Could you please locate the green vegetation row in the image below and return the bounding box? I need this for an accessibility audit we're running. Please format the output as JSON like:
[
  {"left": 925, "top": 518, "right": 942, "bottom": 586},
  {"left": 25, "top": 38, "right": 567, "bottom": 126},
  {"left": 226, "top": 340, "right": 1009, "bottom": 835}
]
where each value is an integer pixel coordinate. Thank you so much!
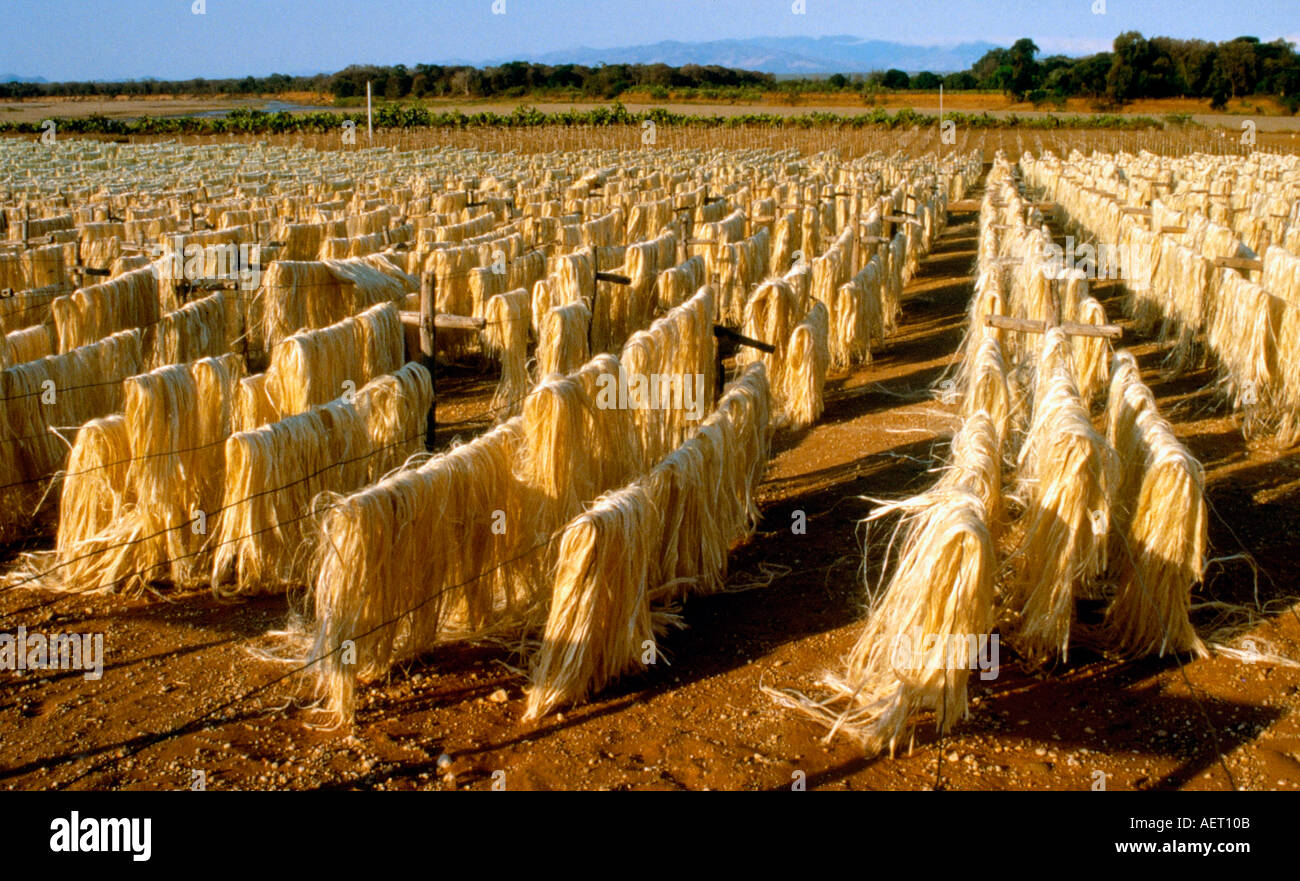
[
  {"left": 4, "top": 32, "right": 1298, "bottom": 113},
  {"left": 0, "top": 104, "right": 1176, "bottom": 136}
]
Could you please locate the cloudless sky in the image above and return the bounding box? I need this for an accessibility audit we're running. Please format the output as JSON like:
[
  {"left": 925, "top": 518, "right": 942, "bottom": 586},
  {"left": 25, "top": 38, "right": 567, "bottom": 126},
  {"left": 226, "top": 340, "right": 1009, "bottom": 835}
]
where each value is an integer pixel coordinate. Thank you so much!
[{"left": 2, "top": 0, "right": 1297, "bottom": 81}]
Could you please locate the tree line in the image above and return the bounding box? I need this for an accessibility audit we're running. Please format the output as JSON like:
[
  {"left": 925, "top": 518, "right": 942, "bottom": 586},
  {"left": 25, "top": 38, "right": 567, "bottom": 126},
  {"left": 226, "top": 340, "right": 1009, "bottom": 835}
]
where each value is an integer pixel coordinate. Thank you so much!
[{"left": 3, "top": 32, "right": 1296, "bottom": 111}]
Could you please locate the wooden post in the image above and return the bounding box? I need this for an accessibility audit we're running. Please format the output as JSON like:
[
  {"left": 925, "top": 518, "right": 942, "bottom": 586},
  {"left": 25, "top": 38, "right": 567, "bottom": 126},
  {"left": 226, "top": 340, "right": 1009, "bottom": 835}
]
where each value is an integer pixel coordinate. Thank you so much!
[
  {"left": 711, "top": 339, "right": 723, "bottom": 402},
  {"left": 419, "top": 269, "right": 437, "bottom": 447},
  {"left": 588, "top": 249, "right": 599, "bottom": 355},
  {"left": 174, "top": 233, "right": 188, "bottom": 303},
  {"left": 1213, "top": 256, "right": 1263, "bottom": 272},
  {"left": 21, "top": 203, "right": 29, "bottom": 250},
  {"left": 984, "top": 314, "right": 1122, "bottom": 339}
]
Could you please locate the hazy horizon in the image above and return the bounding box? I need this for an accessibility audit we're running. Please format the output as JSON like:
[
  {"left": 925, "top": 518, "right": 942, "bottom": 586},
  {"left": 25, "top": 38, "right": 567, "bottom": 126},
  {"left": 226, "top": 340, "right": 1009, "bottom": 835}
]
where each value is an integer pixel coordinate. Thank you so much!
[{"left": 1, "top": 0, "right": 1296, "bottom": 82}]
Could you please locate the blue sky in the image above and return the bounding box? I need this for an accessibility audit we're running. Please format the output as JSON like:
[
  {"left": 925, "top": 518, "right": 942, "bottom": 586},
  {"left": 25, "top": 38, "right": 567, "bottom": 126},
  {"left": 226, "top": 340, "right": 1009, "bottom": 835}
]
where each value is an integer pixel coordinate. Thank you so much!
[{"left": 2, "top": 0, "right": 1297, "bottom": 81}]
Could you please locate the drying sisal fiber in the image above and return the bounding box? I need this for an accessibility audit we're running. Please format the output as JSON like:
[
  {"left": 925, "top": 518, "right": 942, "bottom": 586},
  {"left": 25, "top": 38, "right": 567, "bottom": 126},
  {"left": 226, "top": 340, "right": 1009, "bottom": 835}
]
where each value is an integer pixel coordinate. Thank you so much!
[
  {"left": 232, "top": 372, "right": 279, "bottom": 433},
  {"left": 530, "top": 277, "right": 560, "bottom": 339},
  {"left": 78, "top": 221, "right": 125, "bottom": 271},
  {"left": 264, "top": 301, "right": 403, "bottom": 418},
  {"left": 48, "top": 353, "right": 245, "bottom": 592},
  {"left": 617, "top": 286, "right": 716, "bottom": 462},
  {"left": 768, "top": 399, "right": 1001, "bottom": 752},
  {"left": 1, "top": 328, "right": 143, "bottom": 501},
  {"left": 117, "top": 364, "right": 215, "bottom": 587},
  {"left": 656, "top": 255, "right": 706, "bottom": 311},
  {"left": 961, "top": 335, "right": 1011, "bottom": 453},
  {"left": 190, "top": 354, "right": 247, "bottom": 505},
  {"left": 1071, "top": 297, "right": 1112, "bottom": 408},
  {"left": 933, "top": 410, "right": 1005, "bottom": 535},
  {"left": 1102, "top": 351, "right": 1208, "bottom": 658},
  {"left": 554, "top": 251, "right": 595, "bottom": 305},
  {"left": 258, "top": 256, "right": 411, "bottom": 355},
  {"left": 53, "top": 414, "right": 131, "bottom": 573},
  {"left": 2, "top": 324, "right": 56, "bottom": 367},
  {"left": 149, "top": 290, "right": 229, "bottom": 369},
  {"left": 523, "top": 481, "right": 660, "bottom": 718},
  {"left": 51, "top": 265, "right": 160, "bottom": 353},
  {"left": 518, "top": 355, "right": 644, "bottom": 531},
  {"left": 782, "top": 301, "right": 829, "bottom": 430},
  {"left": 535, "top": 301, "right": 591, "bottom": 378},
  {"left": 525, "top": 362, "right": 771, "bottom": 717},
  {"left": 777, "top": 484, "right": 995, "bottom": 754},
  {"left": 23, "top": 244, "right": 71, "bottom": 290},
  {"left": 310, "top": 417, "right": 538, "bottom": 720},
  {"left": 622, "top": 231, "right": 677, "bottom": 337},
  {"left": 1008, "top": 354, "right": 1118, "bottom": 663},
  {"left": 481, "top": 289, "right": 531, "bottom": 417},
  {"left": 212, "top": 398, "right": 370, "bottom": 594},
  {"left": 0, "top": 285, "right": 61, "bottom": 335},
  {"left": 737, "top": 278, "right": 799, "bottom": 396},
  {"left": 352, "top": 361, "right": 433, "bottom": 481},
  {"left": 214, "top": 360, "right": 430, "bottom": 595},
  {"left": 1207, "top": 267, "right": 1280, "bottom": 430}
]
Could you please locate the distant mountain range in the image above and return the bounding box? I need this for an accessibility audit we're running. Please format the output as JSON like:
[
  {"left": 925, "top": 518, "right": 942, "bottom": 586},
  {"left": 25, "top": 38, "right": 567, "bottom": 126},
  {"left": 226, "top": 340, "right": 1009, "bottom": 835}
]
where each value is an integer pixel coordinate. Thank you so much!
[
  {"left": 0, "top": 74, "right": 47, "bottom": 83},
  {"left": 478, "top": 36, "right": 1002, "bottom": 74}
]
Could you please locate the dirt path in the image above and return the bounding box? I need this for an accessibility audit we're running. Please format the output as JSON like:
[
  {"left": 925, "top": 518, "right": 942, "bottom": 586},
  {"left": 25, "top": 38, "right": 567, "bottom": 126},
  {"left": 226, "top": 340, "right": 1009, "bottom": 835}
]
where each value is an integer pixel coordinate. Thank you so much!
[{"left": 2, "top": 175, "right": 1298, "bottom": 790}]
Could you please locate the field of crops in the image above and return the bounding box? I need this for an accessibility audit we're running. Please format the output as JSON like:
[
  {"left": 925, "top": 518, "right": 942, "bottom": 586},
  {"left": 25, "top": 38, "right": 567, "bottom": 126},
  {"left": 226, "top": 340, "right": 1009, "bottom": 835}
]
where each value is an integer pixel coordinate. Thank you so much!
[{"left": 1, "top": 129, "right": 1298, "bottom": 790}]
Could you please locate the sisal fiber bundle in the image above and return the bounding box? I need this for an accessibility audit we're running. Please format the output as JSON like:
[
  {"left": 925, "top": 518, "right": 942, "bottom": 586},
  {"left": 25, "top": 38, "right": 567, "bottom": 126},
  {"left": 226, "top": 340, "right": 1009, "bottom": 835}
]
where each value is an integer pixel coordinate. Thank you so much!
[
  {"left": 1071, "top": 297, "right": 1112, "bottom": 408},
  {"left": 535, "top": 301, "right": 591, "bottom": 378},
  {"left": 554, "top": 251, "right": 595, "bottom": 305},
  {"left": 2, "top": 324, "right": 55, "bottom": 367},
  {"left": 149, "top": 290, "right": 229, "bottom": 368},
  {"left": 519, "top": 355, "right": 643, "bottom": 530},
  {"left": 1, "top": 328, "right": 143, "bottom": 494},
  {"left": 232, "top": 372, "right": 279, "bottom": 433},
  {"left": 961, "top": 335, "right": 1011, "bottom": 452},
  {"left": 264, "top": 301, "right": 402, "bottom": 417},
  {"left": 0, "top": 285, "right": 60, "bottom": 335},
  {"left": 352, "top": 361, "right": 433, "bottom": 481},
  {"left": 51, "top": 265, "right": 160, "bottom": 353},
  {"left": 782, "top": 301, "right": 830, "bottom": 430},
  {"left": 50, "top": 353, "right": 245, "bottom": 592},
  {"left": 781, "top": 486, "right": 995, "bottom": 755},
  {"left": 656, "top": 255, "right": 706, "bottom": 311},
  {"left": 53, "top": 414, "right": 131, "bottom": 575},
  {"left": 525, "top": 362, "right": 771, "bottom": 717},
  {"left": 616, "top": 286, "right": 716, "bottom": 461},
  {"left": 24, "top": 243, "right": 72, "bottom": 290},
  {"left": 1102, "top": 351, "right": 1208, "bottom": 658},
  {"left": 278, "top": 220, "right": 330, "bottom": 262},
  {"left": 481, "top": 289, "right": 531, "bottom": 416},
  {"left": 310, "top": 417, "right": 538, "bottom": 720},
  {"left": 1009, "top": 359, "right": 1118, "bottom": 662},
  {"left": 212, "top": 398, "right": 370, "bottom": 594},
  {"left": 259, "top": 256, "right": 410, "bottom": 355},
  {"left": 523, "top": 481, "right": 659, "bottom": 717},
  {"left": 1207, "top": 268, "right": 1279, "bottom": 426},
  {"left": 78, "top": 221, "right": 125, "bottom": 271},
  {"left": 118, "top": 364, "right": 211, "bottom": 587},
  {"left": 737, "top": 278, "right": 799, "bottom": 394},
  {"left": 1261, "top": 247, "right": 1300, "bottom": 445}
]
